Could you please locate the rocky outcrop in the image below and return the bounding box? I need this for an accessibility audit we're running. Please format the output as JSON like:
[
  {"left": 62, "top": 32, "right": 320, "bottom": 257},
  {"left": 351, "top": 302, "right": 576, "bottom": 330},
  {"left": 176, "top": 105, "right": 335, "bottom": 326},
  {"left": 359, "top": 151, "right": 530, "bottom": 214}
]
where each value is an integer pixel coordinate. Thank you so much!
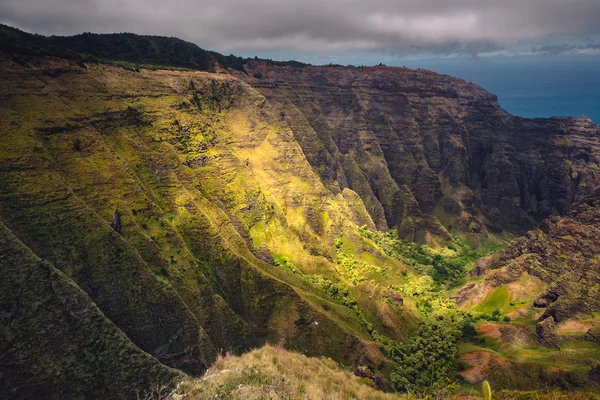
[
  {"left": 536, "top": 317, "right": 560, "bottom": 349},
  {"left": 533, "top": 291, "right": 559, "bottom": 308},
  {"left": 110, "top": 208, "right": 122, "bottom": 234},
  {"left": 590, "top": 363, "right": 600, "bottom": 385},
  {"left": 242, "top": 62, "right": 600, "bottom": 239},
  {"left": 585, "top": 325, "right": 600, "bottom": 345}
]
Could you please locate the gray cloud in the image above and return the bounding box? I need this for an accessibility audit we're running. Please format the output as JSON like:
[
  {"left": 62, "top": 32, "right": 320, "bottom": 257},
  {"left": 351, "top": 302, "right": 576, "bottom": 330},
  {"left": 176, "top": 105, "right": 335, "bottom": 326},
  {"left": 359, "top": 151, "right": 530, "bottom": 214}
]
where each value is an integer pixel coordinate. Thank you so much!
[
  {"left": 527, "top": 41, "right": 600, "bottom": 56},
  {"left": 532, "top": 43, "right": 578, "bottom": 56},
  {"left": 1, "top": 0, "right": 600, "bottom": 56}
]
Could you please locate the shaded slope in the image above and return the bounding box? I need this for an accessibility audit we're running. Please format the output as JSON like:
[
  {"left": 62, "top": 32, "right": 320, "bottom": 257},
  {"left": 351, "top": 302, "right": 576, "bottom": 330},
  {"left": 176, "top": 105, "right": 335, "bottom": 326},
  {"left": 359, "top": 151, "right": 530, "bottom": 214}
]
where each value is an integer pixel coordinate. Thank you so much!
[{"left": 0, "top": 221, "right": 183, "bottom": 399}]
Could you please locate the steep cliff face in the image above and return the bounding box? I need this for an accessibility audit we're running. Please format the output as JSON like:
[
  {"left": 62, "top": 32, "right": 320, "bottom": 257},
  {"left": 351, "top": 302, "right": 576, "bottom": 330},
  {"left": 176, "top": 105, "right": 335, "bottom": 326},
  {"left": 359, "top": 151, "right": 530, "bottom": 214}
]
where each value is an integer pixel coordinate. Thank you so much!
[{"left": 242, "top": 62, "right": 600, "bottom": 240}]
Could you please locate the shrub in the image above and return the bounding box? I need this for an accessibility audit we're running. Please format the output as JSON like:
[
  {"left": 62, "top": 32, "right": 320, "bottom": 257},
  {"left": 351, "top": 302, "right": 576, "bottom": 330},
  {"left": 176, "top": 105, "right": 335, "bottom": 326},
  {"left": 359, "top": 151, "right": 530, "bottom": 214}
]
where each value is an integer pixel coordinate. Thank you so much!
[{"left": 390, "top": 310, "right": 463, "bottom": 394}]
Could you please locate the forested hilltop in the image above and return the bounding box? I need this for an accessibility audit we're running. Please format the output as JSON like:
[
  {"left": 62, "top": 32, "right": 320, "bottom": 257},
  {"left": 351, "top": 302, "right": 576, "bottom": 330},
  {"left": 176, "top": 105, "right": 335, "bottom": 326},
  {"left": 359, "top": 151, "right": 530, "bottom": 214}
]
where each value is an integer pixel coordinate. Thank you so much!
[{"left": 0, "top": 24, "right": 308, "bottom": 72}]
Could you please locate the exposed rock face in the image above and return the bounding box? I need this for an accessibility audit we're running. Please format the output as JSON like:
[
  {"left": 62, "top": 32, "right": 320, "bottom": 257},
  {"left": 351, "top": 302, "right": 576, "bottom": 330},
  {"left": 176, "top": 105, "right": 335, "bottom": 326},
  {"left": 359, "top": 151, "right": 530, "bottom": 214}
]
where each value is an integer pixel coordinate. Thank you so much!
[
  {"left": 533, "top": 291, "right": 559, "bottom": 308},
  {"left": 585, "top": 325, "right": 600, "bottom": 345},
  {"left": 110, "top": 208, "right": 122, "bottom": 234},
  {"left": 472, "top": 189, "right": 600, "bottom": 322},
  {"left": 242, "top": 62, "right": 600, "bottom": 238},
  {"left": 590, "top": 363, "right": 600, "bottom": 384},
  {"left": 536, "top": 317, "right": 560, "bottom": 348}
]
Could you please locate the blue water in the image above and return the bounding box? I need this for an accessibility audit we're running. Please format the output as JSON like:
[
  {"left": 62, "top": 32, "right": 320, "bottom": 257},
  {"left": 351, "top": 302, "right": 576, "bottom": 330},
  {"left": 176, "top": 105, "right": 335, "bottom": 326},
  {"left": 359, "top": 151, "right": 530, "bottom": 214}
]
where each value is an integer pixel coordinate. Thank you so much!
[{"left": 398, "top": 57, "right": 600, "bottom": 125}]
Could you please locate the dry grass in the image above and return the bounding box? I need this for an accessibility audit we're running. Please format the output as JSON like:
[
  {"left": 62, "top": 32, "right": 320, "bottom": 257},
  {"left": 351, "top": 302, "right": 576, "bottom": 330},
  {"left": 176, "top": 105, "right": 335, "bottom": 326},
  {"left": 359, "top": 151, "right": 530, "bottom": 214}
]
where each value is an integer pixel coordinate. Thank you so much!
[{"left": 171, "top": 344, "right": 404, "bottom": 400}]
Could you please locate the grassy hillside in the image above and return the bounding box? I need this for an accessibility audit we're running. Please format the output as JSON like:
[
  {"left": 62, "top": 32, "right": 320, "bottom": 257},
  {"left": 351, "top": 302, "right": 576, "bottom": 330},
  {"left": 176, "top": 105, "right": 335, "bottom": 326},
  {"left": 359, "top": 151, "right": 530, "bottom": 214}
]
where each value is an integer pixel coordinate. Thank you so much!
[
  {"left": 0, "top": 54, "right": 504, "bottom": 397},
  {"left": 173, "top": 345, "right": 404, "bottom": 400},
  {"left": 0, "top": 55, "right": 414, "bottom": 395}
]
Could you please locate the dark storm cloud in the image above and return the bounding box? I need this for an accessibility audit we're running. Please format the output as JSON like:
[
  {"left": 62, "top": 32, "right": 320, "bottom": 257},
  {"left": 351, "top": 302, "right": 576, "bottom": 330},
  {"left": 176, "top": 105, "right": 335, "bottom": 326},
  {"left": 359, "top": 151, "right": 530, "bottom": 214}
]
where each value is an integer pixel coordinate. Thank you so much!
[{"left": 1, "top": 0, "right": 600, "bottom": 55}]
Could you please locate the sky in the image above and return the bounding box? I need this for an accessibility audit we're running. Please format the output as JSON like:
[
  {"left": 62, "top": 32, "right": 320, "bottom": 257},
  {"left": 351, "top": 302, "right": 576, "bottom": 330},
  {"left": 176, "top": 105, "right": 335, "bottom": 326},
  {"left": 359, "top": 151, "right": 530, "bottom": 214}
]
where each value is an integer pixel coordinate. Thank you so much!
[
  {"left": 1, "top": 0, "right": 599, "bottom": 121},
  {"left": 2, "top": 0, "right": 600, "bottom": 58}
]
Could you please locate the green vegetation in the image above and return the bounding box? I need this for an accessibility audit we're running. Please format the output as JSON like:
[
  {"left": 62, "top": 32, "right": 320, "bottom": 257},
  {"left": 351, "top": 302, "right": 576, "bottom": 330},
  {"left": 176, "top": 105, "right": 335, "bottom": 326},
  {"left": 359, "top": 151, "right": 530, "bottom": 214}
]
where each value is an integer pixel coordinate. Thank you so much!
[
  {"left": 389, "top": 310, "right": 463, "bottom": 394},
  {"left": 330, "top": 232, "right": 468, "bottom": 394},
  {"left": 383, "top": 275, "right": 468, "bottom": 395},
  {"left": 334, "top": 238, "right": 383, "bottom": 284},
  {"left": 476, "top": 287, "right": 511, "bottom": 314},
  {"left": 266, "top": 58, "right": 309, "bottom": 68},
  {"left": 359, "top": 226, "right": 499, "bottom": 286},
  {"left": 0, "top": 223, "right": 183, "bottom": 399},
  {"left": 273, "top": 255, "right": 301, "bottom": 275},
  {"left": 304, "top": 274, "right": 358, "bottom": 308},
  {"left": 271, "top": 255, "right": 357, "bottom": 308},
  {"left": 256, "top": 227, "right": 472, "bottom": 396},
  {"left": 0, "top": 24, "right": 214, "bottom": 70},
  {"left": 483, "top": 380, "right": 492, "bottom": 400},
  {"left": 304, "top": 228, "right": 511, "bottom": 395},
  {"left": 188, "top": 79, "right": 233, "bottom": 112}
]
